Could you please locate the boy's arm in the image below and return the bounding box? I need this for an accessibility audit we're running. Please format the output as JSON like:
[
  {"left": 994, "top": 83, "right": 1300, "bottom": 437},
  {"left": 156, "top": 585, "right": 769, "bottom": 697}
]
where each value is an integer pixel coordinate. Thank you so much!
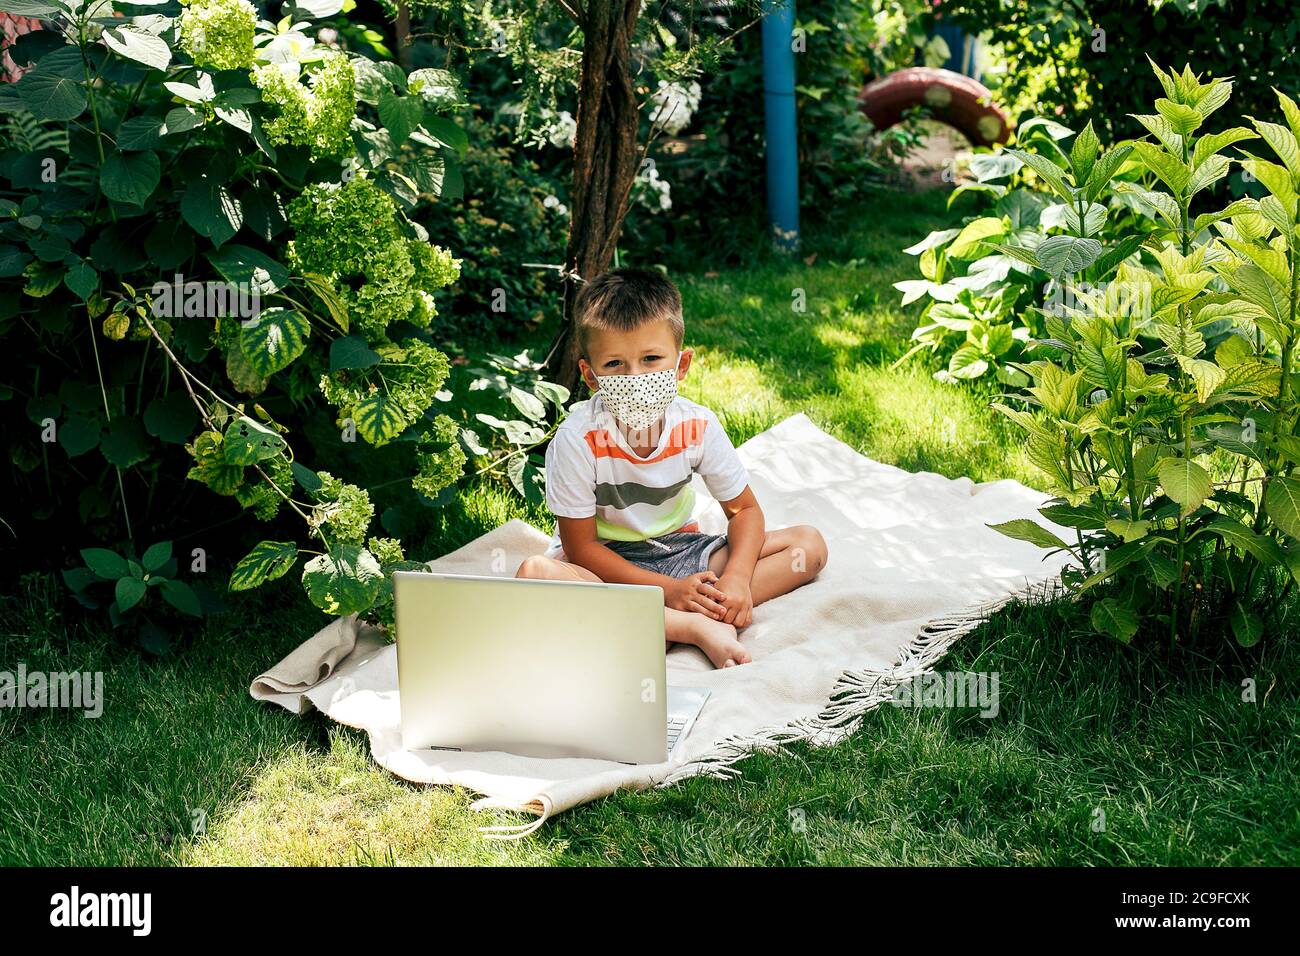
[
  {"left": 718, "top": 486, "right": 764, "bottom": 579},
  {"left": 714, "top": 486, "right": 765, "bottom": 626},
  {"left": 558, "top": 516, "right": 727, "bottom": 618}
]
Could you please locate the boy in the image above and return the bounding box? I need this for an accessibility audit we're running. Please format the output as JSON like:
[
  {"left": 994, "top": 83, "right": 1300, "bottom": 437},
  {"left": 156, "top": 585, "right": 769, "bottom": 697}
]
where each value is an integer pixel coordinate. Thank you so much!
[{"left": 516, "top": 267, "right": 828, "bottom": 668}]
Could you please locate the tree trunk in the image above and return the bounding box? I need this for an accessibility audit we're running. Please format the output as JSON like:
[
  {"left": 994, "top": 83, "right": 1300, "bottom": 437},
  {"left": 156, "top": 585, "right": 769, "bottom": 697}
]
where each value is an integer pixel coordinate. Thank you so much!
[
  {"left": 543, "top": 0, "right": 644, "bottom": 398},
  {"left": 396, "top": 2, "right": 412, "bottom": 70}
]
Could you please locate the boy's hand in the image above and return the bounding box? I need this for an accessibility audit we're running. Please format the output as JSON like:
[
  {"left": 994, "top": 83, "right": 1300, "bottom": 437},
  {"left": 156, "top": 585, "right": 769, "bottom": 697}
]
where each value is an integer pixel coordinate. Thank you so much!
[
  {"left": 664, "top": 571, "right": 727, "bottom": 619},
  {"left": 714, "top": 572, "right": 754, "bottom": 628}
]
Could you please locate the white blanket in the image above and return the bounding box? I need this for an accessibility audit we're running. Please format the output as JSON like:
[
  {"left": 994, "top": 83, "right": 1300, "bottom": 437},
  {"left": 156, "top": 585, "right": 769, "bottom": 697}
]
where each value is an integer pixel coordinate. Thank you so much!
[{"left": 251, "top": 414, "right": 1066, "bottom": 836}]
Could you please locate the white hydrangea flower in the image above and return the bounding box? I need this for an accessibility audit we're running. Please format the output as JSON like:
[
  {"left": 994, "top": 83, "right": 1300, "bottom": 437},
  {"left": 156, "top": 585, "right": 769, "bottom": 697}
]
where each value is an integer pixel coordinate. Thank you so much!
[
  {"left": 650, "top": 80, "right": 701, "bottom": 136},
  {"left": 537, "top": 108, "right": 577, "bottom": 148},
  {"left": 635, "top": 163, "right": 672, "bottom": 211}
]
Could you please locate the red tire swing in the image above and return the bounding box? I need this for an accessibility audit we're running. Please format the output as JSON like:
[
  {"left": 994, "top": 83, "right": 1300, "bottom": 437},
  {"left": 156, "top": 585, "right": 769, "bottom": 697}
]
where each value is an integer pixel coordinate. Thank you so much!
[{"left": 857, "top": 66, "right": 1012, "bottom": 147}]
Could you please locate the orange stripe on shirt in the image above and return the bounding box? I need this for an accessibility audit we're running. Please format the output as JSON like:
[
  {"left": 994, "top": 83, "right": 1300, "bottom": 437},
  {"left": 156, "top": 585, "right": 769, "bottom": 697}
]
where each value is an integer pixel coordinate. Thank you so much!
[{"left": 584, "top": 418, "right": 708, "bottom": 463}]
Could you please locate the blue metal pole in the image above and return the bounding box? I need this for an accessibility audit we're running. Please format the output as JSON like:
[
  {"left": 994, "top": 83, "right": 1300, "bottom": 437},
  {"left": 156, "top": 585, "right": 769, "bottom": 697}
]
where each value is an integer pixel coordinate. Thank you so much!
[{"left": 761, "top": 0, "right": 799, "bottom": 251}]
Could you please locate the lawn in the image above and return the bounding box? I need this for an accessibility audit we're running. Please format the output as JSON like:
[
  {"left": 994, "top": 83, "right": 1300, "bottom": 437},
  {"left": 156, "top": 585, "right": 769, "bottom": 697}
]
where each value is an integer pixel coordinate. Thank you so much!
[{"left": 2, "top": 188, "right": 1295, "bottom": 866}]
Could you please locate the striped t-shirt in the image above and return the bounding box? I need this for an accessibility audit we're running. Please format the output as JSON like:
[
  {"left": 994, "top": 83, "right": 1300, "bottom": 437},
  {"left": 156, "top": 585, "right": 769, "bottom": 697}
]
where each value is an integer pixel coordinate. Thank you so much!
[{"left": 543, "top": 394, "right": 750, "bottom": 558}]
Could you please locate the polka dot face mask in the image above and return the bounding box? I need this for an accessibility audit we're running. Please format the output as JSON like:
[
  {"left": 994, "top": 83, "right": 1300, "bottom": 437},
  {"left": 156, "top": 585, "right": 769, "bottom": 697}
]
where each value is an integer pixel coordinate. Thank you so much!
[{"left": 593, "top": 352, "right": 682, "bottom": 429}]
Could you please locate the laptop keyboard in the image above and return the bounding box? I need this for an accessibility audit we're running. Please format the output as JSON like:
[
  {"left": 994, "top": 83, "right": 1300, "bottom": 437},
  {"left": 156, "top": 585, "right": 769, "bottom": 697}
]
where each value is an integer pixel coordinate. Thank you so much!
[{"left": 666, "top": 716, "right": 689, "bottom": 753}]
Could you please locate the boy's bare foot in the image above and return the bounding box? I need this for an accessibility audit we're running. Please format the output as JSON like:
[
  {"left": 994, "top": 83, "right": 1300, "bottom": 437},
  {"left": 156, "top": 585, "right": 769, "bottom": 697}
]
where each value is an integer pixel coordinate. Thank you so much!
[{"left": 682, "top": 614, "right": 751, "bottom": 669}]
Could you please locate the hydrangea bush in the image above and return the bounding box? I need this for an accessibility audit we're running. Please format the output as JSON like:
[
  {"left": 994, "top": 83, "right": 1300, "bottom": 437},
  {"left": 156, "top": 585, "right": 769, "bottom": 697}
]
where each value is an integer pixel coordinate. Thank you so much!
[{"left": 0, "top": 0, "right": 536, "bottom": 640}]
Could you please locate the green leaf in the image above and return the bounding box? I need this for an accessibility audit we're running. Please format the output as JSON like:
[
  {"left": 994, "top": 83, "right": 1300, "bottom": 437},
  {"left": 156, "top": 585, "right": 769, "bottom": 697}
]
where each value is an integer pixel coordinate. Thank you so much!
[
  {"left": 143, "top": 393, "right": 199, "bottom": 444},
  {"left": 1192, "top": 127, "right": 1257, "bottom": 169},
  {"left": 1090, "top": 597, "right": 1138, "bottom": 643},
  {"left": 1091, "top": 234, "right": 1146, "bottom": 279},
  {"left": 1240, "top": 157, "right": 1297, "bottom": 212},
  {"left": 351, "top": 394, "right": 408, "bottom": 446},
  {"left": 226, "top": 347, "right": 267, "bottom": 396},
  {"left": 1200, "top": 516, "right": 1286, "bottom": 564},
  {"left": 141, "top": 541, "right": 172, "bottom": 573},
  {"left": 1188, "top": 154, "right": 1230, "bottom": 196},
  {"left": 230, "top": 540, "right": 299, "bottom": 591},
  {"left": 1232, "top": 262, "right": 1290, "bottom": 323},
  {"left": 1083, "top": 143, "right": 1134, "bottom": 202},
  {"left": 991, "top": 242, "right": 1041, "bottom": 270},
  {"left": 163, "top": 105, "right": 204, "bottom": 135},
  {"left": 116, "top": 115, "right": 165, "bottom": 151},
  {"left": 406, "top": 68, "right": 463, "bottom": 109},
  {"left": 223, "top": 416, "right": 287, "bottom": 465},
  {"left": 102, "top": 27, "right": 171, "bottom": 72},
  {"left": 1229, "top": 603, "right": 1264, "bottom": 648},
  {"left": 903, "top": 229, "right": 960, "bottom": 255},
  {"left": 1104, "top": 519, "right": 1151, "bottom": 543},
  {"left": 378, "top": 91, "right": 424, "bottom": 144},
  {"left": 0, "top": 245, "right": 32, "bottom": 278},
  {"left": 1155, "top": 98, "right": 1203, "bottom": 137},
  {"left": 506, "top": 454, "right": 545, "bottom": 505},
  {"left": 64, "top": 259, "right": 98, "bottom": 300},
  {"left": 533, "top": 380, "right": 570, "bottom": 407},
  {"left": 1264, "top": 476, "right": 1300, "bottom": 541},
  {"left": 986, "top": 519, "right": 1069, "bottom": 550},
  {"left": 18, "top": 71, "right": 87, "bottom": 121},
  {"left": 81, "top": 547, "right": 129, "bottom": 579},
  {"left": 302, "top": 545, "right": 383, "bottom": 615},
  {"left": 1175, "top": 356, "right": 1227, "bottom": 404},
  {"left": 100, "top": 418, "right": 150, "bottom": 468},
  {"left": 1069, "top": 120, "right": 1100, "bottom": 181},
  {"left": 402, "top": 151, "right": 447, "bottom": 197},
  {"left": 302, "top": 272, "right": 349, "bottom": 332},
  {"left": 329, "top": 334, "right": 381, "bottom": 372},
  {"left": 59, "top": 415, "right": 102, "bottom": 458},
  {"left": 1191, "top": 197, "right": 1257, "bottom": 233},
  {"left": 509, "top": 385, "right": 547, "bottom": 421},
  {"left": 1121, "top": 185, "right": 1181, "bottom": 228},
  {"left": 187, "top": 431, "right": 245, "bottom": 494},
  {"left": 115, "top": 576, "right": 147, "bottom": 612},
  {"left": 1036, "top": 235, "right": 1102, "bottom": 279},
  {"left": 351, "top": 57, "right": 392, "bottom": 105},
  {"left": 1132, "top": 141, "right": 1190, "bottom": 195},
  {"left": 1004, "top": 147, "right": 1073, "bottom": 202},
  {"left": 1156, "top": 457, "right": 1212, "bottom": 515},
  {"left": 99, "top": 151, "right": 160, "bottom": 207},
  {"left": 292, "top": 462, "right": 324, "bottom": 495},
  {"left": 1251, "top": 119, "right": 1300, "bottom": 183},
  {"left": 947, "top": 217, "right": 1006, "bottom": 260},
  {"left": 160, "top": 579, "right": 203, "bottom": 617},
  {"left": 182, "top": 176, "right": 243, "bottom": 248},
  {"left": 239, "top": 307, "right": 309, "bottom": 377},
  {"left": 205, "top": 244, "right": 289, "bottom": 296},
  {"left": 0, "top": 1, "right": 60, "bottom": 14},
  {"left": 421, "top": 115, "right": 468, "bottom": 155}
]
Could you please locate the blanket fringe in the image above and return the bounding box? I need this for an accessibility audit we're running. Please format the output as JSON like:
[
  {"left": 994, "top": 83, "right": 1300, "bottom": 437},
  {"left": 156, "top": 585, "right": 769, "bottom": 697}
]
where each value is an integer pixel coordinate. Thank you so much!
[
  {"left": 470, "top": 795, "right": 552, "bottom": 840},
  {"left": 660, "top": 576, "right": 1064, "bottom": 787}
]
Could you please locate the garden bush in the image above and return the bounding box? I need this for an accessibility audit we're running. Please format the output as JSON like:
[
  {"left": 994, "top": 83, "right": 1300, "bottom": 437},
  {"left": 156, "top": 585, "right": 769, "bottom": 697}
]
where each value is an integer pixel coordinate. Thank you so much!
[
  {"left": 905, "top": 62, "right": 1300, "bottom": 646},
  {"left": 0, "top": 0, "right": 562, "bottom": 645},
  {"left": 892, "top": 114, "right": 1158, "bottom": 386}
]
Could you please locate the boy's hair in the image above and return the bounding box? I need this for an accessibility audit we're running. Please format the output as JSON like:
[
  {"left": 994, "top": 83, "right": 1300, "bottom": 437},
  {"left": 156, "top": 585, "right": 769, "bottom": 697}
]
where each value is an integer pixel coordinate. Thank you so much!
[{"left": 574, "top": 267, "right": 684, "bottom": 356}]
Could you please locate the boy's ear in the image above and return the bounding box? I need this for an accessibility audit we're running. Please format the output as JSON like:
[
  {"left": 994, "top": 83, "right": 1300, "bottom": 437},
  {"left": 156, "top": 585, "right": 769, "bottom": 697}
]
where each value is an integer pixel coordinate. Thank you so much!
[
  {"left": 577, "top": 357, "right": 600, "bottom": 392},
  {"left": 676, "top": 348, "right": 694, "bottom": 380}
]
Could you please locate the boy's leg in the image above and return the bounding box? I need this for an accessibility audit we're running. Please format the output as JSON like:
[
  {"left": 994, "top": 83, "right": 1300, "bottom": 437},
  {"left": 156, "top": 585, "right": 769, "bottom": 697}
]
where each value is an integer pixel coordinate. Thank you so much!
[
  {"left": 706, "top": 524, "right": 828, "bottom": 605},
  {"left": 515, "top": 556, "right": 752, "bottom": 667}
]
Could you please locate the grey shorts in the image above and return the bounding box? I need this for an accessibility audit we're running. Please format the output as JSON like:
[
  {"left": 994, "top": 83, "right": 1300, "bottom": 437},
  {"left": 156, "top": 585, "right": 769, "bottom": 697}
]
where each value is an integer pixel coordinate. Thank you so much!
[{"left": 603, "top": 531, "right": 728, "bottom": 580}]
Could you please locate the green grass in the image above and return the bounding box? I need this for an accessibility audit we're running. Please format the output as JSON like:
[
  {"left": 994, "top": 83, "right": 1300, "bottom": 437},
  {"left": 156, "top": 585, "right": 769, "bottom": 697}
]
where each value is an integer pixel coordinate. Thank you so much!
[{"left": 2, "top": 189, "right": 1296, "bottom": 866}]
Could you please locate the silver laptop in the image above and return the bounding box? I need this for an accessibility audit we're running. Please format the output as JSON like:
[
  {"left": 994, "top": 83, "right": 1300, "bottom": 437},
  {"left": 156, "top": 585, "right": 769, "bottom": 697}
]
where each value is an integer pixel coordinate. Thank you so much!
[{"left": 392, "top": 571, "right": 711, "bottom": 764}]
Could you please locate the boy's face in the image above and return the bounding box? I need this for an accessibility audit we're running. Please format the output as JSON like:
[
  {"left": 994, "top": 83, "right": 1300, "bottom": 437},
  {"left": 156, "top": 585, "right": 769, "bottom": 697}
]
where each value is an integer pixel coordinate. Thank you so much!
[{"left": 578, "top": 318, "right": 693, "bottom": 393}]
